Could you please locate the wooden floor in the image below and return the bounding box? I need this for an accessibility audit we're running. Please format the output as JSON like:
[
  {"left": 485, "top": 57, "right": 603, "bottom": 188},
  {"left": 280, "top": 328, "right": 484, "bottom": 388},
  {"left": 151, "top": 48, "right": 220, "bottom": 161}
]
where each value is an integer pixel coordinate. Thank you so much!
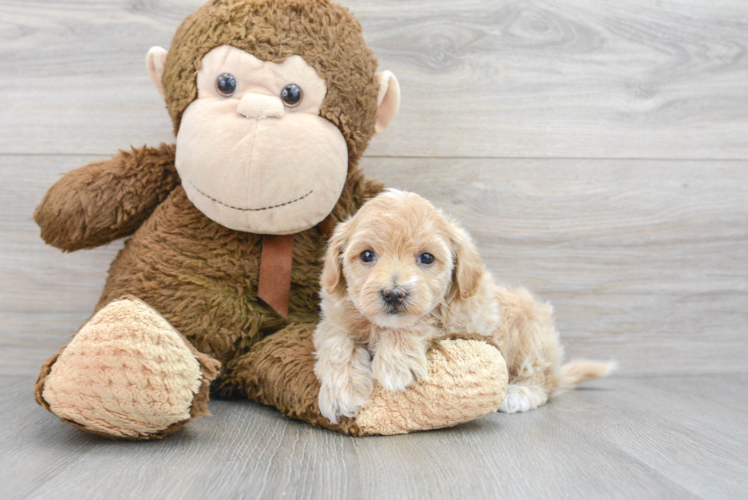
[
  {"left": 1, "top": 0, "right": 747, "bottom": 498},
  {"left": 2, "top": 375, "right": 747, "bottom": 499}
]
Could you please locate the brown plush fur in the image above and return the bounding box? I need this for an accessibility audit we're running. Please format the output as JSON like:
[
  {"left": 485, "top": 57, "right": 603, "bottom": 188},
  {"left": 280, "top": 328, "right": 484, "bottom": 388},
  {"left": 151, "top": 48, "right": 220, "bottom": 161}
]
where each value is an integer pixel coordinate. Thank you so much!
[
  {"left": 223, "top": 323, "right": 365, "bottom": 436},
  {"left": 33, "top": 0, "right": 389, "bottom": 438},
  {"left": 34, "top": 143, "right": 180, "bottom": 251},
  {"left": 34, "top": 0, "right": 506, "bottom": 438},
  {"left": 93, "top": 175, "right": 382, "bottom": 374},
  {"left": 163, "top": 0, "right": 380, "bottom": 164}
]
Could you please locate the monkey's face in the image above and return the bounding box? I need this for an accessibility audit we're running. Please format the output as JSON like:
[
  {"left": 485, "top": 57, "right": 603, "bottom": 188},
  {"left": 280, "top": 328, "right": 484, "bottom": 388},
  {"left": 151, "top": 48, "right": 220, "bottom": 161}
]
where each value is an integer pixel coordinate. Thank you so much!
[{"left": 174, "top": 45, "right": 349, "bottom": 234}]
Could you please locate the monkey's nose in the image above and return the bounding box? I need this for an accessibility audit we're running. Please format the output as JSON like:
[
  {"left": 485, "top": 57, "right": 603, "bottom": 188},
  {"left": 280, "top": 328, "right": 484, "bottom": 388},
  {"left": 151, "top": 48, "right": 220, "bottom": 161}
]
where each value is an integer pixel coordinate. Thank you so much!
[
  {"left": 382, "top": 287, "right": 408, "bottom": 305},
  {"left": 237, "top": 94, "right": 284, "bottom": 120}
]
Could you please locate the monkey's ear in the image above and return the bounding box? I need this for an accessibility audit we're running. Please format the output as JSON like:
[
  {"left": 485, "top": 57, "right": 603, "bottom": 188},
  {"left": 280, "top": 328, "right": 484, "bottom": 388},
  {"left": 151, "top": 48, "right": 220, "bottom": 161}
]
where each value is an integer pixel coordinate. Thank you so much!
[
  {"left": 146, "top": 47, "right": 169, "bottom": 98},
  {"left": 375, "top": 71, "right": 400, "bottom": 135},
  {"left": 320, "top": 220, "right": 351, "bottom": 295}
]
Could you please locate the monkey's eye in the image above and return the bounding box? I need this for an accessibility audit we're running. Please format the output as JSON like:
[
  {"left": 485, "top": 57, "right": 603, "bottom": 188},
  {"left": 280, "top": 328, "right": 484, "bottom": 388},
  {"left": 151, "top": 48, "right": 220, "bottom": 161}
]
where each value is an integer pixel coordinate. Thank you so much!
[
  {"left": 216, "top": 73, "right": 237, "bottom": 97},
  {"left": 418, "top": 253, "right": 435, "bottom": 265},
  {"left": 360, "top": 250, "right": 376, "bottom": 264},
  {"left": 280, "top": 84, "right": 303, "bottom": 107}
]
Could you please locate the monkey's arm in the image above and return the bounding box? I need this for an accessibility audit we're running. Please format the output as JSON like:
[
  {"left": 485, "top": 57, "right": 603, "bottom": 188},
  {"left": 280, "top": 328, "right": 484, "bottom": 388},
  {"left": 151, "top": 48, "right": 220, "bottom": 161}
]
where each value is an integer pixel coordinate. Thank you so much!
[{"left": 34, "top": 144, "right": 180, "bottom": 251}]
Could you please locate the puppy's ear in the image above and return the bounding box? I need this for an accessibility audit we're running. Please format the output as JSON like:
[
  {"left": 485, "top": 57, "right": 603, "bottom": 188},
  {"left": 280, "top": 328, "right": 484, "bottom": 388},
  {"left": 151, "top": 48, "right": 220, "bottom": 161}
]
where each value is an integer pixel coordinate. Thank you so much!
[
  {"left": 321, "top": 220, "right": 350, "bottom": 295},
  {"left": 449, "top": 224, "right": 484, "bottom": 301}
]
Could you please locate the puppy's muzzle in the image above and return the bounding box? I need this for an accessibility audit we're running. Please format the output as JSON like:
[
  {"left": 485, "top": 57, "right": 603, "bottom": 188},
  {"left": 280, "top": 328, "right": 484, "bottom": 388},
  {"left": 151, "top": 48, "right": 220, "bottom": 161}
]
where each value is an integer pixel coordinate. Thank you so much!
[{"left": 381, "top": 287, "right": 408, "bottom": 307}]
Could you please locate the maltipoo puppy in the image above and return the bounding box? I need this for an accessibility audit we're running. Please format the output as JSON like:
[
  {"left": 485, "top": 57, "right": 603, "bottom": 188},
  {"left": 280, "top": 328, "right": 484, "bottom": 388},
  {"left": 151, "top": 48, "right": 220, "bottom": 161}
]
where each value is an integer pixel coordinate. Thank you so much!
[{"left": 314, "top": 189, "right": 614, "bottom": 424}]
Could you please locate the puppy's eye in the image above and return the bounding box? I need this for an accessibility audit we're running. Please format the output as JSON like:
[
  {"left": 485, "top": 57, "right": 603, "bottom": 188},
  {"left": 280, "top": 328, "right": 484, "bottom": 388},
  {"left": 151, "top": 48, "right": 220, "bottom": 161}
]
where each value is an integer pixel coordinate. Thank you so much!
[
  {"left": 280, "top": 83, "right": 303, "bottom": 107},
  {"left": 216, "top": 73, "right": 237, "bottom": 97},
  {"left": 360, "top": 250, "right": 376, "bottom": 263},
  {"left": 418, "top": 253, "right": 435, "bottom": 265}
]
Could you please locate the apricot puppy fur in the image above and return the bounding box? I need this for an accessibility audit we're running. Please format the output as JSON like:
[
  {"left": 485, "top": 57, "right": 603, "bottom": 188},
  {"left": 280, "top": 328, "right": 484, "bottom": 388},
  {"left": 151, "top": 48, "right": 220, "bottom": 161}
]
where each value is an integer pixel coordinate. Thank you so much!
[{"left": 314, "top": 189, "right": 613, "bottom": 424}]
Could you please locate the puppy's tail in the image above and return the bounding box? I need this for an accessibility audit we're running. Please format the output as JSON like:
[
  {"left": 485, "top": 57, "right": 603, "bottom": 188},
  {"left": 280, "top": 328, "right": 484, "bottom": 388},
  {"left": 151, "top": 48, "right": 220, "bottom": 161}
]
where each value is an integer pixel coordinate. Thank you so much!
[{"left": 559, "top": 360, "right": 617, "bottom": 390}]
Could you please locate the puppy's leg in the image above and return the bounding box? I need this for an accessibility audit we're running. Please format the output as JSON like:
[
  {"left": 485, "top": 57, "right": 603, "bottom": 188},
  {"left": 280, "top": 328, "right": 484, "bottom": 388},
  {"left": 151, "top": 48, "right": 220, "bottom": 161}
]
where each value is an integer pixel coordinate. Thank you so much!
[
  {"left": 314, "top": 322, "right": 374, "bottom": 424},
  {"left": 500, "top": 384, "right": 552, "bottom": 413},
  {"left": 372, "top": 329, "right": 431, "bottom": 393},
  {"left": 495, "top": 287, "right": 563, "bottom": 413}
]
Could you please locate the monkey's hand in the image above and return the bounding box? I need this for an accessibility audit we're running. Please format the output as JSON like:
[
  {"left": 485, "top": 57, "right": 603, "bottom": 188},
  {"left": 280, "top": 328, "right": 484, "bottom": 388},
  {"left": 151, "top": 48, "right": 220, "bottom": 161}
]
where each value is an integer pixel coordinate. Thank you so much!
[{"left": 34, "top": 144, "right": 179, "bottom": 251}]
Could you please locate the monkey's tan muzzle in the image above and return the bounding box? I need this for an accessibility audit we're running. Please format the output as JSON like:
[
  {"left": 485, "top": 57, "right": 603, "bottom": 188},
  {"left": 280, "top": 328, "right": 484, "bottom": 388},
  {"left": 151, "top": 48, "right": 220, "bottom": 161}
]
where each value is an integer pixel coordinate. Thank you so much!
[{"left": 237, "top": 93, "right": 284, "bottom": 120}]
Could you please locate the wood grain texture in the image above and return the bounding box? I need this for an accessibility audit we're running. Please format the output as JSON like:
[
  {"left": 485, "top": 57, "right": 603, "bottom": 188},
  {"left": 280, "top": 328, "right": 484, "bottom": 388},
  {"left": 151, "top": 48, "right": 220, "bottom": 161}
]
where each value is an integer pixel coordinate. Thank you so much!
[
  {"left": 0, "top": 0, "right": 747, "bottom": 158},
  {"left": 0, "top": 375, "right": 745, "bottom": 499},
  {"left": 1, "top": 1, "right": 747, "bottom": 497},
  {"left": 3, "top": 154, "right": 746, "bottom": 377}
]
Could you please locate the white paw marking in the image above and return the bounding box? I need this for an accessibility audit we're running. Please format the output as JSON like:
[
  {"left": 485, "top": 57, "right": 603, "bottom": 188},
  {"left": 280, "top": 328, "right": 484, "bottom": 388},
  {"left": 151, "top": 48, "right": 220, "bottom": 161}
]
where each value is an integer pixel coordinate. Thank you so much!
[
  {"left": 499, "top": 388, "right": 532, "bottom": 413},
  {"left": 318, "top": 383, "right": 341, "bottom": 424},
  {"left": 318, "top": 376, "right": 373, "bottom": 425},
  {"left": 378, "top": 364, "right": 414, "bottom": 393},
  {"left": 372, "top": 351, "right": 426, "bottom": 393}
]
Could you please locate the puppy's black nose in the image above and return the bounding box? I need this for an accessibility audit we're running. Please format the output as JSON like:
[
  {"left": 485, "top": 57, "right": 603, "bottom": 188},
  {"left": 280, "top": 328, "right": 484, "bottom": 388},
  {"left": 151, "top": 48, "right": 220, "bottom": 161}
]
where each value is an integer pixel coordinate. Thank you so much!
[{"left": 382, "top": 287, "right": 407, "bottom": 305}]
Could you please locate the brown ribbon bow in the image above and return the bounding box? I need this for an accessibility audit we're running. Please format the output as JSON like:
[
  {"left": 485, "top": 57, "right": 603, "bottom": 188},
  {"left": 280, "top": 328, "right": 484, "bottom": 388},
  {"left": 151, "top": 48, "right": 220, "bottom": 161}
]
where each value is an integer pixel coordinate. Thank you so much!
[{"left": 257, "top": 215, "right": 337, "bottom": 319}]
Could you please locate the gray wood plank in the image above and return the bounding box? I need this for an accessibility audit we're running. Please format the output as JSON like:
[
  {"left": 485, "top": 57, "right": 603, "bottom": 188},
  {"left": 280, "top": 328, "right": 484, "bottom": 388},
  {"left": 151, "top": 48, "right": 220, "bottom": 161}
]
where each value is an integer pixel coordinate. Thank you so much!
[
  {"left": 553, "top": 376, "right": 748, "bottom": 498},
  {"left": 1, "top": 0, "right": 747, "bottom": 159},
  {"left": 3, "top": 375, "right": 747, "bottom": 499},
  {"left": 3, "top": 154, "right": 746, "bottom": 377}
]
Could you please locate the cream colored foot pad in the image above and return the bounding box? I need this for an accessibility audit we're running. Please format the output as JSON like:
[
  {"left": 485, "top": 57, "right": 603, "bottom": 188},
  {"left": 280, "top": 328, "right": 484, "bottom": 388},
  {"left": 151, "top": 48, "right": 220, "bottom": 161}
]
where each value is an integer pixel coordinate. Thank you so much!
[
  {"left": 42, "top": 299, "right": 202, "bottom": 438},
  {"left": 356, "top": 339, "right": 508, "bottom": 435}
]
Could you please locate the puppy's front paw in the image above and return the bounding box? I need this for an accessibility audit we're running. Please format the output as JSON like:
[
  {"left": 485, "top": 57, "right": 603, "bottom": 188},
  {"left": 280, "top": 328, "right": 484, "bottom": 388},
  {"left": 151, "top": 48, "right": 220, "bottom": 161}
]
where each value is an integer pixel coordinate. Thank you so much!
[
  {"left": 372, "top": 349, "right": 428, "bottom": 393},
  {"left": 318, "top": 373, "right": 374, "bottom": 425},
  {"left": 498, "top": 385, "right": 532, "bottom": 413},
  {"left": 375, "top": 361, "right": 413, "bottom": 393},
  {"left": 318, "top": 382, "right": 342, "bottom": 424}
]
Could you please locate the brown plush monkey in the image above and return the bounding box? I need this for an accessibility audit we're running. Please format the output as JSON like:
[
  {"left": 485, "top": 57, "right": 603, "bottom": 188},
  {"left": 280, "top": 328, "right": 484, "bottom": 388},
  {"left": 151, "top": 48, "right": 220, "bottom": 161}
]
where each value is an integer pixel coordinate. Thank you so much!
[{"left": 33, "top": 0, "right": 508, "bottom": 439}]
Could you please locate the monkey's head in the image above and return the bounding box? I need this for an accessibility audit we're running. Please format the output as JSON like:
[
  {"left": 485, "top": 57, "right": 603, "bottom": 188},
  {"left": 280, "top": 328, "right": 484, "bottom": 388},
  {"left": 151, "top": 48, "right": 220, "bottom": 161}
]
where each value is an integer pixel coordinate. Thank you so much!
[{"left": 146, "top": 0, "right": 399, "bottom": 235}]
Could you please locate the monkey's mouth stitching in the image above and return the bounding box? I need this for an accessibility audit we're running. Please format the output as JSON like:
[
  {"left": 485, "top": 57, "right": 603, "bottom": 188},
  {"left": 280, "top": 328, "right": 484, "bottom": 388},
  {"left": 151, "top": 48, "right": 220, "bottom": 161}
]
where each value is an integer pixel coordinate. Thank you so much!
[{"left": 189, "top": 181, "right": 313, "bottom": 212}]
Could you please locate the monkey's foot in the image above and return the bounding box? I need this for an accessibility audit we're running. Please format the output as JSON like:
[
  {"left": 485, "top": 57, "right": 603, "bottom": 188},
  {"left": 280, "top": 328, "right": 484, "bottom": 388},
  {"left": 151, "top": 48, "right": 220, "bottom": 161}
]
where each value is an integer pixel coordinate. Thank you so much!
[
  {"left": 226, "top": 325, "right": 508, "bottom": 436},
  {"left": 355, "top": 338, "right": 508, "bottom": 435},
  {"left": 35, "top": 298, "right": 220, "bottom": 439}
]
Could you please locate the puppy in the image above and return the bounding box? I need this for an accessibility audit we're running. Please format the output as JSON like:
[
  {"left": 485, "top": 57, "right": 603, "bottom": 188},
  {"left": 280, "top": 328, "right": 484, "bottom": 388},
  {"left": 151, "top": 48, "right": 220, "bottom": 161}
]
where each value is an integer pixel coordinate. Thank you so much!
[{"left": 314, "top": 189, "right": 614, "bottom": 424}]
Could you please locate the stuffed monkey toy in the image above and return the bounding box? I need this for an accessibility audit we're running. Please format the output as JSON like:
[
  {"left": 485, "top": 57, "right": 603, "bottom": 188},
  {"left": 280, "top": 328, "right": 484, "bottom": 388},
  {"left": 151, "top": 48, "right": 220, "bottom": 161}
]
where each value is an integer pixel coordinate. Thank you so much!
[{"left": 33, "top": 0, "right": 508, "bottom": 439}]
